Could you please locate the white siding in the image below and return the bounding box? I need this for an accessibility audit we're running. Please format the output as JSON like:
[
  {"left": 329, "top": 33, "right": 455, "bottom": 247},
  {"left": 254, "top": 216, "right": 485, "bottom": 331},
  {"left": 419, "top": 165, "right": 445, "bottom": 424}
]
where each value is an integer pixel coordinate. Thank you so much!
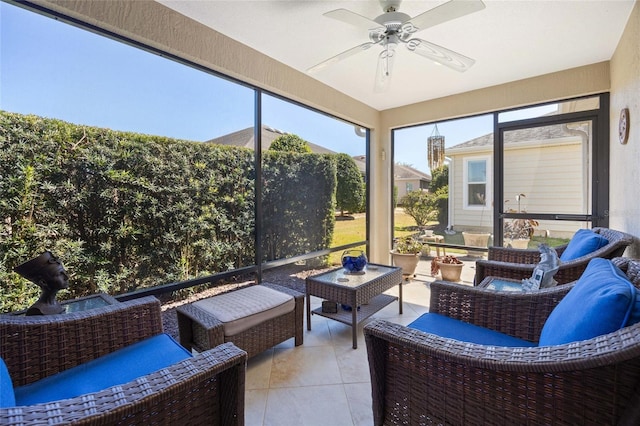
[{"left": 450, "top": 138, "right": 585, "bottom": 236}]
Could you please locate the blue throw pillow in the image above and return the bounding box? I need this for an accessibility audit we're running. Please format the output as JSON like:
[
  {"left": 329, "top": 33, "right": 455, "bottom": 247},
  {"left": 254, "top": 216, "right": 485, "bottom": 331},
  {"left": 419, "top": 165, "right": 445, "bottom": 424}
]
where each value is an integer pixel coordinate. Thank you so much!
[
  {"left": 627, "top": 288, "right": 640, "bottom": 326},
  {"left": 539, "top": 258, "right": 635, "bottom": 346},
  {"left": 0, "top": 358, "right": 16, "bottom": 408},
  {"left": 559, "top": 229, "right": 609, "bottom": 261}
]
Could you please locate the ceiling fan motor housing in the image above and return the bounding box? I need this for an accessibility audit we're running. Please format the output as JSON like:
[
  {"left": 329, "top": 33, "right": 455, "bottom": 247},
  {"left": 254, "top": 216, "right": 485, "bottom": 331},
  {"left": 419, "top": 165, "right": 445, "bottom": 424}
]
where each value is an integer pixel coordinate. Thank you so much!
[{"left": 379, "top": 0, "right": 402, "bottom": 13}]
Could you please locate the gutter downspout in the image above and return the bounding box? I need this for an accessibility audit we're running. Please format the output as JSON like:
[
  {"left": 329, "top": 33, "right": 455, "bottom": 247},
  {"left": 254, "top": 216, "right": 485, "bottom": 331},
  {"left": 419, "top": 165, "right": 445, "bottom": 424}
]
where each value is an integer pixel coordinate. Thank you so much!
[{"left": 444, "top": 156, "right": 453, "bottom": 231}]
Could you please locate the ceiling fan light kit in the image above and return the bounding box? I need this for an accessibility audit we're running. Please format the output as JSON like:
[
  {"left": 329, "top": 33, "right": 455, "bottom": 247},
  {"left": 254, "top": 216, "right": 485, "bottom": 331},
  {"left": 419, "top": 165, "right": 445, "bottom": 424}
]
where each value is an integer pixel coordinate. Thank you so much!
[{"left": 307, "top": 0, "right": 486, "bottom": 92}]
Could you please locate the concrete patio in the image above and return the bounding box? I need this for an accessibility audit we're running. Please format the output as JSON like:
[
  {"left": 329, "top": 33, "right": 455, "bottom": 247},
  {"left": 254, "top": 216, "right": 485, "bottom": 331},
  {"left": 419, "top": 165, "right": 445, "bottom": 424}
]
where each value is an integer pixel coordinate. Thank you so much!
[{"left": 244, "top": 255, "right": 479, "bottom": 425}]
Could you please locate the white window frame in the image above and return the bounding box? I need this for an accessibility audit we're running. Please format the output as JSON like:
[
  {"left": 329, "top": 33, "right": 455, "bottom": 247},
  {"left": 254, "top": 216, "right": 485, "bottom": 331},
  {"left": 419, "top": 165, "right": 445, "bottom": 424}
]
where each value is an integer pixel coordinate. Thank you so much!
[{"left": 463, "top": 156, "right": 492, "bottom": 210}]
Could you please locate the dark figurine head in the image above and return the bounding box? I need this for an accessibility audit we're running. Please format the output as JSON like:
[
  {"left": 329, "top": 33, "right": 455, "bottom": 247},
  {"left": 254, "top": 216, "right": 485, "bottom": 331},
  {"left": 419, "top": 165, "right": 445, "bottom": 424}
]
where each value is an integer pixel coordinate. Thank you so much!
[{"left": 14, "top": 251, "right": 69, "bottom": 292}]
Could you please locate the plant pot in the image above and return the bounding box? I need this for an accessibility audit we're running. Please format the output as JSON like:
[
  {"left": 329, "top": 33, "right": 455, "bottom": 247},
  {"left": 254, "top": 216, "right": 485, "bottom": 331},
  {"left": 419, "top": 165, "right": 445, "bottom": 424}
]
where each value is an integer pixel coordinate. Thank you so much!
[
  {"left": 437, "top": 261, "right": 464, "bottom": 282},
  {"left": 462, "top": 232, "right": 491, "bottom": 256},
  {"left": 462, "top": 232, "right": 491, "bottom": 248},
  {"left": 504, "top": 238, "right": 530, "bottom": 249},
  {"left": 390, "top": 251, "right": 420, "bottom": 278}
]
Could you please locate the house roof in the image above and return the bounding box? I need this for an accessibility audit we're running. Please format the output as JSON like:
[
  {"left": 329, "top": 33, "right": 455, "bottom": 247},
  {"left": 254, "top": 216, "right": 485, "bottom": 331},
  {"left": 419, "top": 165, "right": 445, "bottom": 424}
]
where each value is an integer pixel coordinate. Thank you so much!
[
  {"left": 394, "top": 164, "right": 431, "bottom": 182},
  {"left": 447, "top": 122, "right": 588, "bottom": 153},
  {"left": 209, "top": 125, "right": 367, "bottom": 173},
  {"left": 207, "top": 125, "right": 335, "bottom": 154}
]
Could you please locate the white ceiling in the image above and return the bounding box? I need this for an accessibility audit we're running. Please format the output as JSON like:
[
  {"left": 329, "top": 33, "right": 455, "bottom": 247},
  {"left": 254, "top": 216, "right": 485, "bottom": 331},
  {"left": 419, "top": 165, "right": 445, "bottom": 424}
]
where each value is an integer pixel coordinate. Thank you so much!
[{"left": 159, "top": 1, "right": 636, "bottom": 111}]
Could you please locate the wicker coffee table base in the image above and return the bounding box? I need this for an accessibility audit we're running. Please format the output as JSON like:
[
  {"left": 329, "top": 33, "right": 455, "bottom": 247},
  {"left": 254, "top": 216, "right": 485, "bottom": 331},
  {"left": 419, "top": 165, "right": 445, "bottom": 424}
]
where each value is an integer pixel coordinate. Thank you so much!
[{"left": 306, "top": 264, "right": 403, "bottom": 349}]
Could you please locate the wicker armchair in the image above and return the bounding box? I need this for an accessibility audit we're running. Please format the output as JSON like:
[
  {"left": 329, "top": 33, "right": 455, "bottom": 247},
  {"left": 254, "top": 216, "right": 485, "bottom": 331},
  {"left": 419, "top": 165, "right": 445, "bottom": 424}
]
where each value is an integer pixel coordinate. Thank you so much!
[
  {"left": 474, "top": 227, "right": 633, "bottom": 285},
  {"left": 0, "top": 296, "right": 246, "bottom": 426},
  {"left": 364, "top": 258, "right": 640, "bottom": 426}
]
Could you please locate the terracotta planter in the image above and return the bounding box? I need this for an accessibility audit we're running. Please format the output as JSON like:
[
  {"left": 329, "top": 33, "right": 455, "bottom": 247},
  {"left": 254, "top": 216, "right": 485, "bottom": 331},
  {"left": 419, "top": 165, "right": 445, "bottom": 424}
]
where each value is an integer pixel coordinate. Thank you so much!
[
  {"left": 390, "top": 251, "right": 420, "bottom": 278},
  {"left": 437, "top": 261, "right": 464, "bottom": 282}
]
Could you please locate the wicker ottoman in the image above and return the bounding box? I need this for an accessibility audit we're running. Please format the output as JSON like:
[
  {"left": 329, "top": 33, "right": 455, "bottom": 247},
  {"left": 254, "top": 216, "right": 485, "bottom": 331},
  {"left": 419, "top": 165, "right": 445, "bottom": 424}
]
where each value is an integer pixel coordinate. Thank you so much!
[{"left": 177, "top": 283, "right": 303, "bottom": 358}]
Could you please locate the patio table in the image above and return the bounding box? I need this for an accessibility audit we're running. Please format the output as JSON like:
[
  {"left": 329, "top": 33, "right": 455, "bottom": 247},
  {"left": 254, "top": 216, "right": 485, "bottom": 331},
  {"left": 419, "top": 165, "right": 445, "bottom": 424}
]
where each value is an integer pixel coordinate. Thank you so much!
[{"left": 306, "top": 263, "right": 403, "bottom": 349}]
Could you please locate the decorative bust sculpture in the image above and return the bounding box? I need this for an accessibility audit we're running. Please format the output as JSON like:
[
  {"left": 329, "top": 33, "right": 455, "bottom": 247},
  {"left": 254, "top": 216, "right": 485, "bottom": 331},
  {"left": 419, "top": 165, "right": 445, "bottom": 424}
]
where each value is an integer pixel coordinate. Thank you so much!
[
  {"left": 521, "top": 243, "right": 561, "bottom": 292},
  {"left": 14, "top": 251, "right": 69, "bottom": 315}
]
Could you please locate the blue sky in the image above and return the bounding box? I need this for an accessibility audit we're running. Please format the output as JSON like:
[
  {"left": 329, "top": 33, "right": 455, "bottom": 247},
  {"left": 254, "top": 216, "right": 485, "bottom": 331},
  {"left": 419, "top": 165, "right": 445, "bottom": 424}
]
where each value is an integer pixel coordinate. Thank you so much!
[{"left": 1, "top": 2, "right": 552, "bottom": 174}]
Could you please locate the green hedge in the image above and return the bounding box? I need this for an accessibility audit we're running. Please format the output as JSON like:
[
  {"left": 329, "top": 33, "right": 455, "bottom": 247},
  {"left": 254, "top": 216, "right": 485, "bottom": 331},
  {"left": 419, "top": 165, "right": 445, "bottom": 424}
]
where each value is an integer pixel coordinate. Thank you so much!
[{"left": 0, "top": 111, "right": 335, "bottom": 312}]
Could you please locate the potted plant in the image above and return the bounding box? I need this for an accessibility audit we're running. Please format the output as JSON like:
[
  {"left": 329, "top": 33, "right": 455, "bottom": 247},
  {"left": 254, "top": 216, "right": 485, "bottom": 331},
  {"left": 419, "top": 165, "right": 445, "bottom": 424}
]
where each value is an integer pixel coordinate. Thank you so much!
[
  {"left": 503, "top": 195, "right": 539, "bottom": 249},
  {"left": 390, "top": 236, "right": 423, "bottom": 278},
  {"left": 503, "top": 218, "right": 539, "bottom": 248},
  {"left": 431, "top": 255, "right": 464, "bottom": 282}
]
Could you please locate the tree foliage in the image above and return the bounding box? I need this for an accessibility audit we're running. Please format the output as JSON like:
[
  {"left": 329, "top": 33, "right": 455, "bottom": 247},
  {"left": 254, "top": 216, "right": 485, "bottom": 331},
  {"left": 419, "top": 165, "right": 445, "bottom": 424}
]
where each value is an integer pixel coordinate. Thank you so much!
[
  {"left": 0, "top": 111, "right": 336, "bottom": 312},
  {"left": 430, "top": 166, "right": 448, "bottom": 192},
  {"left": 335, "top": 153, "right": 365, "bottom": 215},
  {"left": 269, "top": 134, "right": 312, "bottom": 153},
  {"left": 400, "top": 190, "right": 439, "bottom": 228},
  {"left": 429, "top": 166, "right": 449, "bottom": 226}
]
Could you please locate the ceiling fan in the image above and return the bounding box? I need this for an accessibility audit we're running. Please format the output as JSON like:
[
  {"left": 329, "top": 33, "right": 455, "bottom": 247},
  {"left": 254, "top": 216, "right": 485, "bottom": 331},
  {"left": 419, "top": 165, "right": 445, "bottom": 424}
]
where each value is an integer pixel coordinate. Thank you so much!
[{"left": 307, "top": 0, "right": 486, "bottom": 92}]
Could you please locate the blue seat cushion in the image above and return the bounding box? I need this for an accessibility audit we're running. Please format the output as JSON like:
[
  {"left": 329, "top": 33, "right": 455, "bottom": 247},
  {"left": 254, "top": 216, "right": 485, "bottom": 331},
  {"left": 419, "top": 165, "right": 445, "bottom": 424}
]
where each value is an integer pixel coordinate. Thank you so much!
[
  {"left": 408, "top": 313, "right": 535, "bottom": 347},
  {"left": 559, "top": 229, "right": 609, "bottom": 261},
  {"left": 0, "top": 358, "right": 15, "bottom": 408},
  {"left": 14, "top": 333, "right": 191, "bottom": 406},
  {"left": 539, "top": 258, "right": 635, "bottom": 346}
]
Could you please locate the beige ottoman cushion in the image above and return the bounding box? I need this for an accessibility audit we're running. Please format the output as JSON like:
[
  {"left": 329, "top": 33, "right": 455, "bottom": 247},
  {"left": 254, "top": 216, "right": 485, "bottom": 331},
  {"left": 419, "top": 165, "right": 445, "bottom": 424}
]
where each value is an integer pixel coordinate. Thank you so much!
[{"left": 192, "top": 285, "right": 295, "bottom": 336}]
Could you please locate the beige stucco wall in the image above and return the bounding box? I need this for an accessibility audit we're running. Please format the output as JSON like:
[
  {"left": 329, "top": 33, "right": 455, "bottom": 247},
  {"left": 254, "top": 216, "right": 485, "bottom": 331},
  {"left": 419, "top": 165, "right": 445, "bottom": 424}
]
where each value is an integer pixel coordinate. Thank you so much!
[{"left": 610, "top": 0, "right": 640, "bottom": 257}]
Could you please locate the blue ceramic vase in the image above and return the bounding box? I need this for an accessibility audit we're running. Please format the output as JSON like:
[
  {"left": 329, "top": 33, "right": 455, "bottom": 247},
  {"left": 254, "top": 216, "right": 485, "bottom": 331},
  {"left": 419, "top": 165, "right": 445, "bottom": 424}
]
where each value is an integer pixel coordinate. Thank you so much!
[{"left": 341, "top": 250, "right": 367, "bottom": 273}]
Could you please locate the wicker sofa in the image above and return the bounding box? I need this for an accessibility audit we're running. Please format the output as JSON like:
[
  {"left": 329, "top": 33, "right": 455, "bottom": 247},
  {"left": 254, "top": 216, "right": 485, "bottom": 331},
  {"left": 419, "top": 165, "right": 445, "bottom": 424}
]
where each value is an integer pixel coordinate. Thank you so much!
[
  {"left": 474, "top": 227, "right": 633, "bottom": 285},
  {"left": 0, "top": 296, "right": 246, "bottom": 426},
  {"left": 364, "top": 257, "right": 640, "bottom": 425}
]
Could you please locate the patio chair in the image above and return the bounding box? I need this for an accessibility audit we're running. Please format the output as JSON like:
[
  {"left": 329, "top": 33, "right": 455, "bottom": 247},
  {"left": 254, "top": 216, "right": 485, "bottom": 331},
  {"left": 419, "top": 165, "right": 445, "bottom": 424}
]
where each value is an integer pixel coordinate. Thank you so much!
[
  {"left": 364, "top": 257, "right": 640, "bottom": 425},
  {"left": 0, "top": 296, "right": 246, "bottom": 426},
  {"left": 474, "top": 227, "right": 633, "bottom": 285}
]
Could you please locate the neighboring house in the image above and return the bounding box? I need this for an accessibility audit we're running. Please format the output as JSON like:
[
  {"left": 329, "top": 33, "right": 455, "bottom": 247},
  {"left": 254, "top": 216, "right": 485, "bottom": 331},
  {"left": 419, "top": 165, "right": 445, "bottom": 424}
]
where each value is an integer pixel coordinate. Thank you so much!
[
  {"left": 210, "top": 127, "right": 428, "bottom": 191},
  {"left": 393, "top": 163, "right": 432, "bottom": 201},
  {"left": 446, "top": 123, "right": 588, "bottom": 238}
]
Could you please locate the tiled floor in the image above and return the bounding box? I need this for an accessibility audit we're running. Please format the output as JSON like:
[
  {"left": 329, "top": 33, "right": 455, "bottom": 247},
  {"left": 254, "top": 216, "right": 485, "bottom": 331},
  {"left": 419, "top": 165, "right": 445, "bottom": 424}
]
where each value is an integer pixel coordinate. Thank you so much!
[{"left": 244, "top": 256, "right": 479, "bottom": 426}]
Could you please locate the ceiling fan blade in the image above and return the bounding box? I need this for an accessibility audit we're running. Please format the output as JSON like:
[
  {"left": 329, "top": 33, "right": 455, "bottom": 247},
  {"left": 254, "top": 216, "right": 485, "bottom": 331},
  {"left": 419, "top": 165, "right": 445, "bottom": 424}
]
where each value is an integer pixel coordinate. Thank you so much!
[
  {"left": 307, "top": 42, "right": 375, "bottom": 74},
  {"left": 374, "top": 46, "right": 396, "bottom": 93},
  {"left": 404, "top": 0, "right": 486, "bottom": 33},
  {"left": 406, "top": 38, "right": 475, "bottom": 72},
  {"left": 323, "top": 9, "right": 385, "bottom": 31}
]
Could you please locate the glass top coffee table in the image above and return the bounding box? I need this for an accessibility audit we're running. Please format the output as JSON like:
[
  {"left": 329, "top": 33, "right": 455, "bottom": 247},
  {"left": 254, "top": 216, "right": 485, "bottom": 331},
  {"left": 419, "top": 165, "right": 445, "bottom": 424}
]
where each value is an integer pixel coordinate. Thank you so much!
[
  {"left": 306, "top": 263, "right": 403, "bottom": 349},
  {"left": 478, "top": 276, "right": 523, "bottom": 292}
]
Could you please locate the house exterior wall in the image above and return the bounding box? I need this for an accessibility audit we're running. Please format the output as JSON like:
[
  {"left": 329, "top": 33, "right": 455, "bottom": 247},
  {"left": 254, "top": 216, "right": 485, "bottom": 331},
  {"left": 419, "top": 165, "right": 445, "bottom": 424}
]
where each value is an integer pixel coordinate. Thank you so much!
[
  {"left": 449, "top": 139, "right": 585, "bottom": 237},
  {"left": 396, "top": 178, "right": 427, "bottom": 201}
]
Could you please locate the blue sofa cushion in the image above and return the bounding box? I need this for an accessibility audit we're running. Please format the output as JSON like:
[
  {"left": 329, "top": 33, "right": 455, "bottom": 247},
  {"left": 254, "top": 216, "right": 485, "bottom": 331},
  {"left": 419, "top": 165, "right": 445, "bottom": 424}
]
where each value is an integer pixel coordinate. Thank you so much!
[
  {"left": 539, "top": 259, "right": 635, "bottom": 346},
  {"left": 408, "top": 313, "right": 535, "bottom": 347},
  {"left": 14, "top": 333, "right": 191, "bottom": 406},
  {"left": 559, "top": 229, "right": 609, "bottom": 261},
  {"left": 0, "top": 358, "right": 15, "bottom": 408}
]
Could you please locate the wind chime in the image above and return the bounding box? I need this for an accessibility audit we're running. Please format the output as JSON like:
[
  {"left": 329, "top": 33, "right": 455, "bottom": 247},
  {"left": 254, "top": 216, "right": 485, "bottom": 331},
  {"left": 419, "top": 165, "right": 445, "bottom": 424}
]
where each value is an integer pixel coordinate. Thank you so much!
[{"left": 427, "top": 124, "right": 445, "bottom": 170}]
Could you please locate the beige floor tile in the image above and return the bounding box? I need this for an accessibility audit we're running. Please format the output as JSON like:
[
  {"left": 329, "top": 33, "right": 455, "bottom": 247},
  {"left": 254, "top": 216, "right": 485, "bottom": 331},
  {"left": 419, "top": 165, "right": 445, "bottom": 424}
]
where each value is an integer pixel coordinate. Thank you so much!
[
  {"left": 243, "top": 260, "right": 482, "bottom": 424},
  {"left": 263, "top": 384, "right": 354, "bottom": 426},
  {"left": 334, "top": 344, "right": 370, "bottom": 383},
  {"left": 270, "top": 346, "right": 342, "bottom": 388},
  {"left": 344, "top": 382, "right": 374, "bottom": 426},
  {"left": 246, "top": 349, "right": 274, "bottom": 390},
  {"left": 246, "top": 389, "right": 268, "bottom": 425}
]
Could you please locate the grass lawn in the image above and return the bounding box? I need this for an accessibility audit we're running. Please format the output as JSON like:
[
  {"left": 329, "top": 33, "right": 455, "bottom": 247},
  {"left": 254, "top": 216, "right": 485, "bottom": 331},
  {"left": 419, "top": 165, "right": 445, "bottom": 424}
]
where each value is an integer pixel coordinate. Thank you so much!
[{"left": 329, "top": 208, "right": 570, "bottom": 265}]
